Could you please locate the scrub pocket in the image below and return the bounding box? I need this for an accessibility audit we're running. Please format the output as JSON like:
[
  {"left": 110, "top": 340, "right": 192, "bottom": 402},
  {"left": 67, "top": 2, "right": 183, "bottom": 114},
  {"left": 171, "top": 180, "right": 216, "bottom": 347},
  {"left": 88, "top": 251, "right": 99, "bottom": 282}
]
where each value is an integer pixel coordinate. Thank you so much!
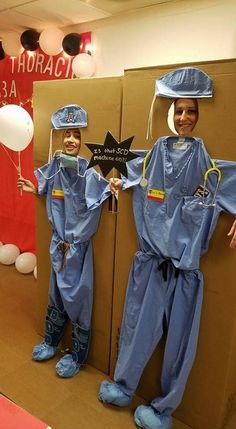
[
  {"left": 181, "top": 196, "right": 205, "bottom": 227},
  {"left": 73, "top": 196, "right": 87, "bottom": 215}
]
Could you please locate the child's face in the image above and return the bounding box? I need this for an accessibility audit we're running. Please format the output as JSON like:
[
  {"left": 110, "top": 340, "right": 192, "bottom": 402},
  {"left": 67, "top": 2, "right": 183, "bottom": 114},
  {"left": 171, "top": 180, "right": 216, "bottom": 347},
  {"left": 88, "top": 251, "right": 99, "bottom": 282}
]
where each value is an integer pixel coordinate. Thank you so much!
[{"left": 62, "top": 128, "right": 81, "bottom": 156}]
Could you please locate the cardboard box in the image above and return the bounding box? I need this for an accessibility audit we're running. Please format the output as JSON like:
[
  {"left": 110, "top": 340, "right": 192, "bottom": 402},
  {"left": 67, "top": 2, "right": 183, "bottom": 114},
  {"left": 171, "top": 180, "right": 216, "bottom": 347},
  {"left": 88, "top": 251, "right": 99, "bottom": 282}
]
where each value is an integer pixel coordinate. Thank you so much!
[
  {"left": 110, "top": 60, "right": 236, "bottom": 429},
  {"left": 33, "top": 77, "right": 122, "bottom": 373},
  {"left": 33, "top": 62, "right": 236, "bottom": 428}
]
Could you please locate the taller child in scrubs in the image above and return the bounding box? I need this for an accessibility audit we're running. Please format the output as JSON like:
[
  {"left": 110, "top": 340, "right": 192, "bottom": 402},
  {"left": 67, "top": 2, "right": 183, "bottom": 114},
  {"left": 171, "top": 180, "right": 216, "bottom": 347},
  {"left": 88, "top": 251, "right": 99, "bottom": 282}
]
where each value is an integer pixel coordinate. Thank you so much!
[
  {"left": 98, "top": 68, "right": 236, "bottom": 429},
  {"left": 17, "top": 105, "right": 111, "bottom": 378}
]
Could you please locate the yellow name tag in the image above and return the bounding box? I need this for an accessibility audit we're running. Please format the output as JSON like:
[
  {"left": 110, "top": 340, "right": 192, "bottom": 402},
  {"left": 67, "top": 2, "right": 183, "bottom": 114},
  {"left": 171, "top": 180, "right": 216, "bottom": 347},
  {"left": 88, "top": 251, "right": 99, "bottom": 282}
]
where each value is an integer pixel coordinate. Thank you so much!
[
  {"left": 52, "top": 189, "right": 64, "bottom": 199},
  {"left": 147, "top": 189, "right": 165, "bottom": 202}
]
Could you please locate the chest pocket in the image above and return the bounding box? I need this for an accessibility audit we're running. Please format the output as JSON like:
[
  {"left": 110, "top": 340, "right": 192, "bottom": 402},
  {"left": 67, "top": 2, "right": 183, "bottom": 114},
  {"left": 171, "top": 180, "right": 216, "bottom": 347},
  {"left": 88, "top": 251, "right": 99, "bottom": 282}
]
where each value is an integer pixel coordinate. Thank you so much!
[
  {"left": 181, "top": 196, "right": 205, "bottom": 227},
  {"left": 73, "top": 195, "right": 87, "bottom": 215},
  {"left": 143, "top": 188, "right": 166, "bottom": 218}
]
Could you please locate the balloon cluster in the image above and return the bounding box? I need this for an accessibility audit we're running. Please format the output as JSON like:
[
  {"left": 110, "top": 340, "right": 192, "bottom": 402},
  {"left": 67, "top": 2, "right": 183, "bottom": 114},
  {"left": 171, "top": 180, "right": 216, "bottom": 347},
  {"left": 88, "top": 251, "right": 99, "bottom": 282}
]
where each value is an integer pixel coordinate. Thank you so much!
[
  {"left": 0, "top": 242, "right": 37, "bottom": 278},
  {"left": 0, "top": 28, "right": 95, "bottom": 77}
]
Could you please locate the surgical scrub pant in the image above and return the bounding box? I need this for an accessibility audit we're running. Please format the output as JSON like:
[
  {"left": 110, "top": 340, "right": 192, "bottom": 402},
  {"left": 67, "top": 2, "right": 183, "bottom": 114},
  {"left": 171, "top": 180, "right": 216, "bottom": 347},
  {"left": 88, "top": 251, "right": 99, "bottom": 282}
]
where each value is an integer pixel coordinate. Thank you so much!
[
  {"left": 48, "top": 234, "right": 93, "bottom": 331},
  {"left": 114, "top": 250, "right": 203, "bottom": 415}
]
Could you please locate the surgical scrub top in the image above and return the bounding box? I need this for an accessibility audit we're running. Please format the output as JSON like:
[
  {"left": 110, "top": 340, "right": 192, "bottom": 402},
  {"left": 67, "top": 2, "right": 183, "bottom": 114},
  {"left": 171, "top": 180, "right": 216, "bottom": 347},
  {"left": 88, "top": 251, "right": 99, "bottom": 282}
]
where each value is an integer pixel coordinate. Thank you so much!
[
  {"left": 123, "top": 136, "right": 236, "bottom": 270},
  {"left": 35, "top": 155, "right": 110, "bottom": 244}
]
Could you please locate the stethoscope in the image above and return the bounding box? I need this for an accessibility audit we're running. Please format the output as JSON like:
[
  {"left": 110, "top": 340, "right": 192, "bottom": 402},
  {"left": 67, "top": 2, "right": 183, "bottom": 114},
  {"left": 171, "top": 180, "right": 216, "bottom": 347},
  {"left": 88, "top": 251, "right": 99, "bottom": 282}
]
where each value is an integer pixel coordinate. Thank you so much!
[
  {"left": 198, "top": 160, "right": 222, "bottom": 207},
  {"left": 139, "top": 151, "right": 222, "bottom": 207},
  {"left": 139, "top": 150, "right": 151, "bottom": 187}
]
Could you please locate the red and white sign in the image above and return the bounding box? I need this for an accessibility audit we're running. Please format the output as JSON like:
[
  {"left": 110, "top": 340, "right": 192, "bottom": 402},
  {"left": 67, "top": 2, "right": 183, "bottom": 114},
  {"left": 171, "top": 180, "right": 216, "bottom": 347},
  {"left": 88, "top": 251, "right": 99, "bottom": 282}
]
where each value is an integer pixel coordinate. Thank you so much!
[{"left": 0, "top": 32, "right": 91, "bottom": 253}]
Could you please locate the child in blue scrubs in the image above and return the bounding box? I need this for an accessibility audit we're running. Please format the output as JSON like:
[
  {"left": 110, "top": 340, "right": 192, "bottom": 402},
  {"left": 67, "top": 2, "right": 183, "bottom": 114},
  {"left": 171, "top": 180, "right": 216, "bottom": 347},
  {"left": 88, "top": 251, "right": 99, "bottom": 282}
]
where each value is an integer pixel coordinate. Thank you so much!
[{"left": 18, "top": 104, "right": 111, "bottom": 378}]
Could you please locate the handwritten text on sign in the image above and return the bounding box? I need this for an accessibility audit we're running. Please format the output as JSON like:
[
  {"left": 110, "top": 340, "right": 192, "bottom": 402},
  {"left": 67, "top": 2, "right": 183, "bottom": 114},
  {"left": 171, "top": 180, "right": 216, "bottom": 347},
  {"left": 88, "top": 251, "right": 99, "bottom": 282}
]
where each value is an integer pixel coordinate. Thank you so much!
[{"left": 85, "top": 131, "right": 139, "bottom": 177}]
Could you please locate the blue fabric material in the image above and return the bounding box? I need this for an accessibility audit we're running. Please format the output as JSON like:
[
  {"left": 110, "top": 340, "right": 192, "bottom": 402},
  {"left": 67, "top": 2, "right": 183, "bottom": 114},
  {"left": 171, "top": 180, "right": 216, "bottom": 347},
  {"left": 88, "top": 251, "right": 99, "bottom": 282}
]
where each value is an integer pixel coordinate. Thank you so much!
[
  {"left": 114, "top": 253, "right": 203, "bottom": 414},
  {"left": 123, "top": 137, "right": 236, "bottom": 270},
  {"left": 99, "top": 381, "right": 132, "bottom": 407},
  {"left": 72, "top": 322, "right": 90, "bottom": 364},
  {"left": 113, "top": 136, "right": 236, "bottom": 415},
  {"left": 56, "top": 354, "right": 81, "bottom": 378},
  {"left": 51, "top": 104, "right": 87, "bottom": 129},
  {"left": 32, "top": 306, "right": 67, "bottom": 361},
  {"left": 32, "top": 341, "right": 57, "bottom": 361},
  {"left": 48, "top": 240, "right": 93, "bottom": 327},
  {"left": 55, "top": 323, "right": 90, "bottom": 377},
  {"left": 35, "top": 156, "right": 110, "bottom": 330},
  {"left": 134, "top": 405, "right": 172, "bottom": 429},
  {"left": 45, "top": 306, "right": 68, "bottom": 346},
  {"left": 36, "top": 156, "right": 110, "bottom": 244},
  {"left": 155, "top": 67, "right": 213, "bottom": 99}
]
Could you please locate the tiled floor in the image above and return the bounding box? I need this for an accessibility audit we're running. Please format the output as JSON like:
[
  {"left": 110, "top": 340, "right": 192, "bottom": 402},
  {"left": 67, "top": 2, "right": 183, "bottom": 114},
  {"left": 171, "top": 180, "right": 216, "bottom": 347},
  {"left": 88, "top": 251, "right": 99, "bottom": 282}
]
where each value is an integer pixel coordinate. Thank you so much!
[{"left": 0, "top": 264, "right": 192, "bottom": 429}]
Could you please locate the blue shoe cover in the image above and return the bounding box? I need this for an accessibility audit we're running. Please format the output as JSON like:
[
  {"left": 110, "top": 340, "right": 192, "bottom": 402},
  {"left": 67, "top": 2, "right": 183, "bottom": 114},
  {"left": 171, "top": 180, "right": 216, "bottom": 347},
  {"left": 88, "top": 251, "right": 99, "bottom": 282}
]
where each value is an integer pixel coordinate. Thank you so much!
[
  {"left": 55, "top": 353, "right": 80, "bottom": 378},
  {"left": 32, "top": 341, "right": 57, "bottom": 361},
  {"left": 98, "top": 380, "right": 132, "bottom": 407},
  {"left": 134, "top": 405, "right": 172, "bottom": 429}
]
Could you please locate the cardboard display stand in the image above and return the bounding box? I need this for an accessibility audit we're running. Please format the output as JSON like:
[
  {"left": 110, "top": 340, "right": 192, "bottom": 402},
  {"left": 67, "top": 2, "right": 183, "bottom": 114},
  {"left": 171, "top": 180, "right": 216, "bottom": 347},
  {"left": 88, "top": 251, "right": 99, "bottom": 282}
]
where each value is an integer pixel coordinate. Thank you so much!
[
  {"left": 33, "top": 61, "right": 236, "bottom": 429},
  {"left": 33, "top": 77, "right": 122, "bottom": 374},
  {"left": 110, "top": 60, "right": 236, "bottom": 429}
]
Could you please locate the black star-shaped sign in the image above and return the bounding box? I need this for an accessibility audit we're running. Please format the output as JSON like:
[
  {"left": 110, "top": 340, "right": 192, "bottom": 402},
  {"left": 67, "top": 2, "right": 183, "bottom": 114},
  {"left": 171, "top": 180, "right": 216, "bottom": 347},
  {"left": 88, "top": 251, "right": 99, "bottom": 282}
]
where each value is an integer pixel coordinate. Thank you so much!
[{"left": 85, "top": 131, "right": 139, "bottom": 177}]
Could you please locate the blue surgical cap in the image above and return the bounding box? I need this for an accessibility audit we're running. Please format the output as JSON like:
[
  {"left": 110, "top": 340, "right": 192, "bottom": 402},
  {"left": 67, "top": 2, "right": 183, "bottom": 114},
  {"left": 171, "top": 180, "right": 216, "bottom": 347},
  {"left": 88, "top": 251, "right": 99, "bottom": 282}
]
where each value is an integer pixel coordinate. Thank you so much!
[
  {"left": 146, "top": 67, "right": 213, "bottom": 139},
  {"left": 155, "top": 67, "right": 213, "bottom": 98},
  {"left": 48, "top": 104, "right": 87, "bottom": 163},
  {"left": 51, "top": 104, "right": 87, "bottom": 129}
]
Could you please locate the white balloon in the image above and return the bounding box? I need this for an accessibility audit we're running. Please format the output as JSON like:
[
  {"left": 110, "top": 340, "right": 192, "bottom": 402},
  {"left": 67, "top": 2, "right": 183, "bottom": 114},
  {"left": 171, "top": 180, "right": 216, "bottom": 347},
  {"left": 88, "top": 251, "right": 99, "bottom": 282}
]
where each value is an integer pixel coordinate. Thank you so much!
[
  {"left": 0, "top": 244, "right": 20, "bottom": 265},
  {"left": 0, "top": 104, "right": 34, "bottom": 151},
  {"left": 2, "top": 33, "right": 24, "bottom": 57},
  {"left": 15, "top": 252, "right": 37, "bottom": 274},
  {"left": 33, "top": 265, "right": 37, "bottom": 279},
  {"left": 39, "top": 28, "right": 64, "bottom": 56},
  {"left": 72, "top": 53, "right": 95, "bottom": 78}
]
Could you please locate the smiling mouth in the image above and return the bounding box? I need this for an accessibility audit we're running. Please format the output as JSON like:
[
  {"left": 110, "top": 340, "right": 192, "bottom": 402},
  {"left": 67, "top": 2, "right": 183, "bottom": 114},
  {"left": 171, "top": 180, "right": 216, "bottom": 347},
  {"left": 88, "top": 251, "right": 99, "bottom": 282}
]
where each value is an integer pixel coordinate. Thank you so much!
[{"left": 178, "top": 125, "right": 192, "bottom": 131}]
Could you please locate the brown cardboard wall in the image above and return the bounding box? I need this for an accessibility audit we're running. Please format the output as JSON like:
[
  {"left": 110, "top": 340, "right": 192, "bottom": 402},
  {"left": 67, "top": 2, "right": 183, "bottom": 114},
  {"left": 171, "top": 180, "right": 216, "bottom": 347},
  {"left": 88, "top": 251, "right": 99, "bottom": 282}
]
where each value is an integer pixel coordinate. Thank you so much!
[
  {"left": 110, "top": 60, "right": 236, "bottom": 429},
  {"left": 33, "top": 77, "right": 122, "bottom": 373},
  {"left": 32, "top": 64, "right": 236, "bottom": 428}
]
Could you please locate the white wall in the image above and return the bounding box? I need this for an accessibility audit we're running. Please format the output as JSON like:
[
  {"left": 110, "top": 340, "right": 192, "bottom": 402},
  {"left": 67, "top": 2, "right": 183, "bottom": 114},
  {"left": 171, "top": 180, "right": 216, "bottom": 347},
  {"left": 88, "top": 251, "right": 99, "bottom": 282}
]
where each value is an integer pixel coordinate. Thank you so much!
[{"left": 66, "top": 0, "right": 236, "bottom": 76}]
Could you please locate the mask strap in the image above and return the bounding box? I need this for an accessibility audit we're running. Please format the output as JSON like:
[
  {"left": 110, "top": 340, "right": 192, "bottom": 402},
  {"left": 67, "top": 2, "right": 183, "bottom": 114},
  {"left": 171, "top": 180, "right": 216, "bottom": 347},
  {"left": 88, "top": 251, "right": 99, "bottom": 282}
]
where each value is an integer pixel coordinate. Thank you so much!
[
  {"left": 48, "top": 128, "right": 54, "bottom": 163},
  {"left": 146, "top": 95, "right": 156, "bottom": 140}
]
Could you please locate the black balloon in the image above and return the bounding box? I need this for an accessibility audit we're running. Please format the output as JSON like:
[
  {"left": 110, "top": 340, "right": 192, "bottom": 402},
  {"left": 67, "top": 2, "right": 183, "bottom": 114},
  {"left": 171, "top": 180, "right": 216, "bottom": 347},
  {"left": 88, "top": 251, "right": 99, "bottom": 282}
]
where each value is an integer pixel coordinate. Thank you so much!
[
  {"left": 0, "top": 41, "right": 5, "bottom": 60},
  {"left": 21, "top": 29, "right": 40, "bottom": 51},
  {"left": 62, "top": 33, "right": 81, "bottom": 56}
]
